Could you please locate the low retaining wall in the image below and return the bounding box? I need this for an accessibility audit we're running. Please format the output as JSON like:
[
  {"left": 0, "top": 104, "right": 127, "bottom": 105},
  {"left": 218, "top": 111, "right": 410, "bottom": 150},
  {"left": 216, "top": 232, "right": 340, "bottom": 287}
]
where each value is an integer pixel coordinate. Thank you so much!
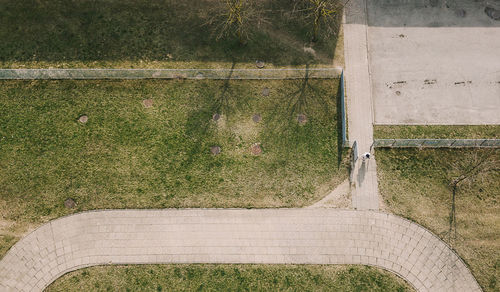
[
  {"left": 0, "top": 68, "right": 342, "bottom": 80},
  {"left": 373, "top": 139, "right": 500, "bottom": 148}
]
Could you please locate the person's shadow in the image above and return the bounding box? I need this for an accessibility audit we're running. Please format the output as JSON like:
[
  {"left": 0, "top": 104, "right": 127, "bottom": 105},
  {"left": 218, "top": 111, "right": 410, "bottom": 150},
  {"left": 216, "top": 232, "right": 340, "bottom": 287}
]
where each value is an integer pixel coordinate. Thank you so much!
[{"left": 357, "top": 160, "right": 366, "bottom": 187}]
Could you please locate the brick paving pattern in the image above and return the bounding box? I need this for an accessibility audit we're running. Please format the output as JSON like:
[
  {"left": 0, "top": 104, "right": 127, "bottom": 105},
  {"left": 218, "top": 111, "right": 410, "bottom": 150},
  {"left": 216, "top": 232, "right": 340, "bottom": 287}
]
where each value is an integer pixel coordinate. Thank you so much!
[{"left": 0, "top": 209, "right": 480, "bottom": 292}]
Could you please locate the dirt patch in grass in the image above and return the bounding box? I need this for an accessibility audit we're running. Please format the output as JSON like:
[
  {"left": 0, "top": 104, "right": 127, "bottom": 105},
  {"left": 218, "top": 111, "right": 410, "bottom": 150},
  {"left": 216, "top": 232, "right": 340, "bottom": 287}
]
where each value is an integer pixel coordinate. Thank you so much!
[
  {"left": 46, "top": 264, "right": 414, "bottom": 292},
  {"left": 374, "top": 125, "right": 500, "bottom": 139},
  {"left": 0, "top": 79, "right": 348, "bottom": 258},
  {"left": 0, "top": 0, "right": 343, "bottom": 68},
  {"left": 377, "top": 148, "right": 500, "bottom": 291}
]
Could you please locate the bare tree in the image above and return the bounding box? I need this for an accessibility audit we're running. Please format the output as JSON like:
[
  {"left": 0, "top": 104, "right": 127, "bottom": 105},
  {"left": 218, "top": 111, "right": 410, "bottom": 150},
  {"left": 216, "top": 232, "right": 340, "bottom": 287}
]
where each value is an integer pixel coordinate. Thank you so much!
[
  {"left": 445, "top": 149, "right": 499, "bottom": 243},
  {"left": 207, "top": 0, "right": 264, "bottom": 45},
  {"left": 301, "top": 0, "right": 345, "bottom": 42}
]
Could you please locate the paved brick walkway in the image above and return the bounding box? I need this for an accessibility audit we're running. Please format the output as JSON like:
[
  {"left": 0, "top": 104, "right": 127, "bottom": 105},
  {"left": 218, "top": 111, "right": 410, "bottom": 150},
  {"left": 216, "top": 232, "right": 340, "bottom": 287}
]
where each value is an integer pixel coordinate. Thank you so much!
[{"left": 0, "top": 209, "right": 480, "bottom": 292}]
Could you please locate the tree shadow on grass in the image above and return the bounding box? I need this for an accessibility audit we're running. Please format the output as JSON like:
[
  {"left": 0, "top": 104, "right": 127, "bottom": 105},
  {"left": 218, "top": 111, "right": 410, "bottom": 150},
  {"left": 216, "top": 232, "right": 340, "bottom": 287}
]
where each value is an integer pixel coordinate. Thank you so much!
[
  {"left": 182, "top": 62, "right": 249, "bottom": 167},
  {"left": 262, "top": 65, "right": 336, "bottom": 160},
  {"left": 285, "top": 65, "right": 333, "bottom": 116}
]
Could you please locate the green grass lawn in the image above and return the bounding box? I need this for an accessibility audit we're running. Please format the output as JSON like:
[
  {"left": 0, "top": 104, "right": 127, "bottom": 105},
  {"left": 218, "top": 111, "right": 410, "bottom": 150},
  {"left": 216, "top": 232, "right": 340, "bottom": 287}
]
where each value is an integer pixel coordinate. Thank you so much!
[
  {"left": 0, "top": 79, "right": 347, "bottom": 257},
  {"left": 46, "top": 264, "right": 414, "bottom": 292},
  {"left": 0, "top": 0, "right": 342, "bottom": 68},
  {"left": 373, "top": 125, "right": 500, "bottom": 139},
  {"left": 376, "top": 149, "right": 500, "bottom": 292}
]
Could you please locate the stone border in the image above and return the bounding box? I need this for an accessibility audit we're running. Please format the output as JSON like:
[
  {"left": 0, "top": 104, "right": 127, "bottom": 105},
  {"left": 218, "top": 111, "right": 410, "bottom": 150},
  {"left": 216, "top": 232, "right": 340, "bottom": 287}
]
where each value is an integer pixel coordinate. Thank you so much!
[
  {"left": 0, "top": 68, "right": 342, "bottom": 80},
  {"left": 0, "top": 209, "right": 481, "bottom": 292},
  {"left": 373, "top": 139, "right": 500, "bottom": 148}
]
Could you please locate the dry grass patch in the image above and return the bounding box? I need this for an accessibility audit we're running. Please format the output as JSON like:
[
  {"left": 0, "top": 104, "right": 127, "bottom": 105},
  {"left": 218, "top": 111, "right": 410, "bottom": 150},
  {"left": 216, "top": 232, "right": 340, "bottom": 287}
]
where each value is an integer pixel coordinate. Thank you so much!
[{"left": 377, "top": 148, "right": 500, "bottom": 291}]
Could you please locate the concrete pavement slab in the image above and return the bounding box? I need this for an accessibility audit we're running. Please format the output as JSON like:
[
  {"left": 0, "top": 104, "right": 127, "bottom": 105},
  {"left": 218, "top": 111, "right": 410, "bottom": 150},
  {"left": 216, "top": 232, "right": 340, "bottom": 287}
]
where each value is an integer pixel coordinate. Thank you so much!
[{"left": 366, "top": 0, "right": 500, "bottom": 125}]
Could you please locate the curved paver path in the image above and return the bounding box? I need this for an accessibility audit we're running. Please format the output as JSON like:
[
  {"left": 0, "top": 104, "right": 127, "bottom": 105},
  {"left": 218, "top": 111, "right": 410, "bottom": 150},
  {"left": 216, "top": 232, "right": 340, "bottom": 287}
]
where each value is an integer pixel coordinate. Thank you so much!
[{"left": 0, "top": 209, "right": 480, "bottom": 292}]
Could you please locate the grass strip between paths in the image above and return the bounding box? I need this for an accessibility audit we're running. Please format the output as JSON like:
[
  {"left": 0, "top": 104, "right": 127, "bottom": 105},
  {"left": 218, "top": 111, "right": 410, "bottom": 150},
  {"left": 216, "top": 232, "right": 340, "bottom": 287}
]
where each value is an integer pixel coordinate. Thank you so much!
[{"left": 46, "top": 264, "right": 414, "bottom": 292}]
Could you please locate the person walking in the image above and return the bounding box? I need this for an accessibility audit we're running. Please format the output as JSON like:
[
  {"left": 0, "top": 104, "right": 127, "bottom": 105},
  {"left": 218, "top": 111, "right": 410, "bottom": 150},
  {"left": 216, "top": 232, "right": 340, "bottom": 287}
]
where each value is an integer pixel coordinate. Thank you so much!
[{"left": 361, "top": 152, "right": 371, "bottom": 162}]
